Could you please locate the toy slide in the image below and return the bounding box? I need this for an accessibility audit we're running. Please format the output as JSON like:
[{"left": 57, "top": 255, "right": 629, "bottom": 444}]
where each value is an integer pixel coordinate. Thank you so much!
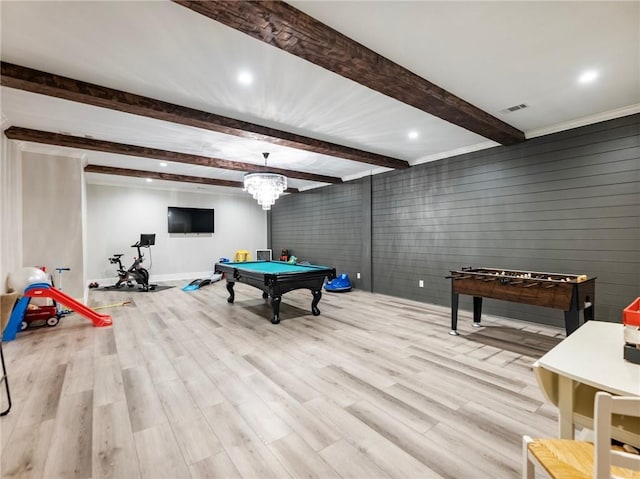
[{"left": 2, "top": 283, "right": 111, "bottom": 341}]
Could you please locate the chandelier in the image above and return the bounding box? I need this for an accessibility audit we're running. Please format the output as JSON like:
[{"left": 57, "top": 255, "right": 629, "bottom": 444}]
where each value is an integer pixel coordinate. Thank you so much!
[{"left": 243, "top": 153, "right": 287, "bottom": 210}]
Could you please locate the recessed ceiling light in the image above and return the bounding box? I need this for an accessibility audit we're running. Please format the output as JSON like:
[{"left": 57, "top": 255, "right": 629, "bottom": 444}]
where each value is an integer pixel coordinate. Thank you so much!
[
  {"left": 408, "top": 130, "right": 419, "bottom": 140},
  {"left": 237, "top": 71, "right": 253, "bottom": 86},
  {"left": 578, "top": 70, "right": 598, "bottom": 84},
  {"left": 160, "top": 162, "right": 168, "bottom": 167},
  {"left": 146, "top": 178, "right": 153, "bottom": 183}
]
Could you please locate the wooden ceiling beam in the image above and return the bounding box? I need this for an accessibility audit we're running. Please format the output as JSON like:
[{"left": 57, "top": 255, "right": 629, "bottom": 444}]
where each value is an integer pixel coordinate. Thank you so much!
[
  {"left": 4, "top": 126, "right": 341, "bottom": 184},
  {"left": 1, "top": 62, "right": 409, "bottom": 170},
  {"left": 174, "top": 0, "right": 525, "bottom": 146},
  {"left": 84, "top": 164, "right": 299, "bottom": 193}
]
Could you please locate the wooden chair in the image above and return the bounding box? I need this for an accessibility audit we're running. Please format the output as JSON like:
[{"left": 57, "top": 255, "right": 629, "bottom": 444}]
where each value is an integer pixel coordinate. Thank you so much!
[
  {"left": 0, "top": 291, "right": 17, "bottom": 416},
  {"left": 523, "top": 392, "right": 640, "bottom": 478},
  {"left": 0, "top": 341, "right": 10, "bottom": 416}
]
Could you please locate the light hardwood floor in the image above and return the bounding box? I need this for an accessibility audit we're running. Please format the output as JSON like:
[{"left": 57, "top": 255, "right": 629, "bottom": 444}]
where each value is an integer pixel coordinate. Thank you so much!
[{"left": 0, "top": 281, "right": 565, "bottom": 478}]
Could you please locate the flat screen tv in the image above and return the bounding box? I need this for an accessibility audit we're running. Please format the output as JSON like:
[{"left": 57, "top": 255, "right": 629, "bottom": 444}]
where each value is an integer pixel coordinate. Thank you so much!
[{"left": 168, "top": 207, "right": 214, "bottom": 234}]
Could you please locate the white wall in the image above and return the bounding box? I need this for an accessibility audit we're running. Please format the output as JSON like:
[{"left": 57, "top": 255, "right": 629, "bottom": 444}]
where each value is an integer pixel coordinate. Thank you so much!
[
  {"left": 21, "top": 151, "right": 85, "bottom": 299},
  {"left": 0, "top": 135, "right": 23, "bottom": 293},
  {"left": 86, "top": 183, "right": 268, "bottom": 282}
]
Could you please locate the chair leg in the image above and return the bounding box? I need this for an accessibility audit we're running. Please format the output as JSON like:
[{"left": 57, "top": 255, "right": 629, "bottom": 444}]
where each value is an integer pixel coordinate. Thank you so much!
[
  {"left": 522, "top": 435, "right": 535, "bottom": 479},
  {"left": 0, "top": 341, "right": 11, "bottom": 416}
]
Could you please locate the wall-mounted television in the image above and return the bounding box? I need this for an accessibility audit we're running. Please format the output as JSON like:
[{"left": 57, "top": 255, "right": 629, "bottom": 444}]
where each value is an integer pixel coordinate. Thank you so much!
[{"left": 168, "top": 207, "right": 214, "bottom": 234}]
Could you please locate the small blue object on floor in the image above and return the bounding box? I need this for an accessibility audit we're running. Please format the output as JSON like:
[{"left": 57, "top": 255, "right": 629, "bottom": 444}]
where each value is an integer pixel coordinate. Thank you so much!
[
  {"left": 325, "top": 273, "right": 352, "bottom": 292},
  {"left": 182, "top": 273, "right": 223, "bottom": 291}
]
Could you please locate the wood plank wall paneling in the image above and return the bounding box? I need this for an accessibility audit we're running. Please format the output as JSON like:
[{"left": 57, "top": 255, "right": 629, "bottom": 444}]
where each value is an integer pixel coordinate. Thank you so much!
[{"left": 270, "top": 114, "right": 640, "bottom": 328}]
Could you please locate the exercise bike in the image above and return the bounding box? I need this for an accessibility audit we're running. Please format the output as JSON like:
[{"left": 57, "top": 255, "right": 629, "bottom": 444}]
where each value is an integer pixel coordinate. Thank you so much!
[{"left": 108, "top": 234, "right": 156, "bottom": 291}]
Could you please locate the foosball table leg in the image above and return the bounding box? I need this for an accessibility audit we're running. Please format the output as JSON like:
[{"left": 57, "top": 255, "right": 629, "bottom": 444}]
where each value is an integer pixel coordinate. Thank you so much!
[
  {"left": 472, "top": 296, "right": 483, "bottom": 328},
  {"left": 583, "top": 295, "right": 595, "bottom": 323},
  {"left": 564, "top": 302, "right": 580, "bottom": 336},
  {"left": 450, "top": 291, "right": 460, "bottom": 335}
]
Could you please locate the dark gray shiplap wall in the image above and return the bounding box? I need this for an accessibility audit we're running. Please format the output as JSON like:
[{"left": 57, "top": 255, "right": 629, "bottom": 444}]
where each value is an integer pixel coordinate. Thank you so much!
[
  {"left": 271, "top": 114, "right": 640, "bottom": 328},
  {"left": 271, "top": 180, "right": 370, "bottom": 290}
]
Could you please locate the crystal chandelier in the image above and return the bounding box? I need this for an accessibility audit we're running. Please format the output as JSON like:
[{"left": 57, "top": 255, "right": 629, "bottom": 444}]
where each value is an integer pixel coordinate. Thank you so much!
[{"left": 243, "top": 153, "right": 287, "bottom": 210}]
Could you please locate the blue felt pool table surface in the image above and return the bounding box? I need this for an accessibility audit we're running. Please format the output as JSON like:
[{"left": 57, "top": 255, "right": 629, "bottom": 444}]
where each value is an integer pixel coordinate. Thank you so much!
[{"left": 221, "top": 261, "right": 332, "bottom": 274}]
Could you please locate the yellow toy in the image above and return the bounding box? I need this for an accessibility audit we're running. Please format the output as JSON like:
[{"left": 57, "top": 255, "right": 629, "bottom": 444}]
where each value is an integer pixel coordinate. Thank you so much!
[{"left": 234, "top": 250, "right": 252, "bottom": 262}]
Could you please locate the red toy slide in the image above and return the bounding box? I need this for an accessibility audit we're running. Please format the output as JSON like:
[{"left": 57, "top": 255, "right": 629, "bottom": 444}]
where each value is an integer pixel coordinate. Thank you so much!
[{"left": 25, "top": 285, "right": 112, "bottom": 327}]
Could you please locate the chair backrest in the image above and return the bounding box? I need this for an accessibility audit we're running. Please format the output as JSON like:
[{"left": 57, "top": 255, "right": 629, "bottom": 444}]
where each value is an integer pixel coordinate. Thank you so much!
[
  {"left": 1, "top": 291, "right": 19, "bottom": 334},
  {"left": 594, "top": 391, "right": 640, "bottom": 478}
]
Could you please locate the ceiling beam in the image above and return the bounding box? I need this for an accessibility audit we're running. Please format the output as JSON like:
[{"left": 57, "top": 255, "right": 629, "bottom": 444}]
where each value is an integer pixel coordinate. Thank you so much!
[
  {"left": 174, "top": 0, "right": 525, "bottom": 146},
  {"left": 4, "top": 126, "right": 341, "bottom": 184},
  {"left": 1, "top": 62, "right": 409, "bottom": 170},
  {"left": 84, "top": 164, "right": 299, "bottom": 192}
]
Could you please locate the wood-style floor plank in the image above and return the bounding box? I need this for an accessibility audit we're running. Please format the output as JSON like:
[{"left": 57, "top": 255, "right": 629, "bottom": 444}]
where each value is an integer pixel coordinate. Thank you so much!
[
  {"left": 170, "top": 415, "right": 225, "bottom": 466},
  {"left": 42, "top": 390, "right": 93, "bottom": 479},
  {"left": 319, "top": 438, "right": 391, "bottom": 479},
  {"left": 92, "top": 400, "right": 140, "bottom": 479},
  {"left": 267, "top": 432, "right": 342, "bottom": 478},
  {"left": 93, "top": 354, "right": 126, "bottom": 407},
  {"left": 121, "top": 365, "right": 167, "bottom": 433},
  {"left": 0, "top": 281, "right": 565, "bottom": 478},
  {"left": 188, "top": 451, "right": 242, "bottom": 479},
  {"left": 201, "top": 402, "right": 292, "bottom": 478},
  {"left": 0, "top": 419, "right": 55, "bottom": 479},
  {"left": 305, "top": 396, "right": 442, "bottom": 478},
  {"left": 133, "top": 422, "right": 190, "bottom": 479}
]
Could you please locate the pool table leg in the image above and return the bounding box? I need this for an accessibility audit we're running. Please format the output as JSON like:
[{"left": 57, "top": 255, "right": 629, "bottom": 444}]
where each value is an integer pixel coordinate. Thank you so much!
[
  {"left": 271, "top": 296, "right": 281, "bottom": 324},
  {"left": 226, "top": 281, "right": 235, "bottom": 303},
  {"left": 311, "top": 289, "right": 322, "bottom": 316}
]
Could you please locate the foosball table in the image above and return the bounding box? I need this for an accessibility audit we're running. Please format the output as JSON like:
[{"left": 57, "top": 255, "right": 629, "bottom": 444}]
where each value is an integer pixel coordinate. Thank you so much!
[{"left": 448, "top": 267, "right": 596, "bottom": 336}]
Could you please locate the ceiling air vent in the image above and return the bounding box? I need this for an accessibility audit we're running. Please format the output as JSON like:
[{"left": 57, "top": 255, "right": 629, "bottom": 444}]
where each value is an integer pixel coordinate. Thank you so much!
[{"left": 501, "top": 103, "right": 528, "bottom": 114}]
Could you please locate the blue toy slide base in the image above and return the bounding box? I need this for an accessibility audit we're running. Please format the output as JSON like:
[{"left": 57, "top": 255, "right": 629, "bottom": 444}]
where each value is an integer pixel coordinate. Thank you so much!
[
  {"left": 2, "top": 282, "right": 52, "bottom": 341},
  {"left": 2, "top": 295, "right": 30, "bottom": 341}
]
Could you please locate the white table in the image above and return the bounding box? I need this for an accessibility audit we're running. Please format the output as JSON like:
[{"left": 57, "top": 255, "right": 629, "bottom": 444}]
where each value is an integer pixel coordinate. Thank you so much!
[{"left": 534, "top": 321, "right": 640, "bottom": 446}]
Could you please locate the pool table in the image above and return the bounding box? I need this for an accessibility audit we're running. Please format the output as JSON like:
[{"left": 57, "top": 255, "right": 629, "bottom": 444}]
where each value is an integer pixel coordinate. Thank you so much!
[{"left": 214, "top": 261, "right": 336, "bottom": 324}]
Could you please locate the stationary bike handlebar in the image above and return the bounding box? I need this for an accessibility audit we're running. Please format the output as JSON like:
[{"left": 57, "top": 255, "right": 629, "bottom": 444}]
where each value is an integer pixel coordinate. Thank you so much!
[{"left": 131, "top": 241, "right": 151, "bottom": 248}]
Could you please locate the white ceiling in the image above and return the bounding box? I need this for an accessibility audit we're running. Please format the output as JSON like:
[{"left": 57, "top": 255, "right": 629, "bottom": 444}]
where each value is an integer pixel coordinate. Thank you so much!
[{"left": 1, "top": 1, "right": 639, "bottom": 195}]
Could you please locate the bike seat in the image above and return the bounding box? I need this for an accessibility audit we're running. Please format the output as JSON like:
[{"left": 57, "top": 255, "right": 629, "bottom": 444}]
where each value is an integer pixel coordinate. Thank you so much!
[{"left": 112, "top": 254, "right": 124, "bottom": 258}]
